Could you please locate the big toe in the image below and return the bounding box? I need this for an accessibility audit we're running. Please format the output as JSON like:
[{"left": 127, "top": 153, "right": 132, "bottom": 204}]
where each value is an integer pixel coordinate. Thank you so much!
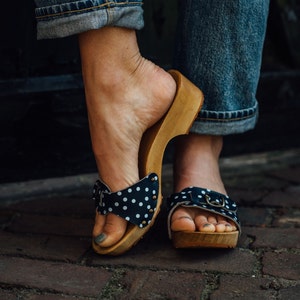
[
  {"left": 171, "top": 207, "right": 196, "bottom": 232},
  {"left": 94, "top": 214, "right": 127, "bottom": 247}
]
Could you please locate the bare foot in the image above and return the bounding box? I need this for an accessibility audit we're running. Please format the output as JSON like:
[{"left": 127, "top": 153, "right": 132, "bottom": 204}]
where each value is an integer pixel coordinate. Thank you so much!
[
  {"left": 171, "top": 134, "right": 237, "bottom": 233},
  {"left": 79, "top": 27, "right": 176, "bottom": 247}
]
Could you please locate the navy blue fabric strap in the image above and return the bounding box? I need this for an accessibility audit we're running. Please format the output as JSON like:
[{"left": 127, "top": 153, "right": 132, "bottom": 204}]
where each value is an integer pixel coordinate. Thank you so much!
[
  {"left": 92, "top": 173, "right": 159, "bottom": 228},
  {"left": 167, "top": 187, "right": 241, "bottom": 232}
]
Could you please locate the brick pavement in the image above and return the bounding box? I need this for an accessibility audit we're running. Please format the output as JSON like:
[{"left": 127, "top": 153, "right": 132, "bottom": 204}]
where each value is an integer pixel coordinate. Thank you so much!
[{"left": 0, "top": 149, "right": 299, "bottom": 299}]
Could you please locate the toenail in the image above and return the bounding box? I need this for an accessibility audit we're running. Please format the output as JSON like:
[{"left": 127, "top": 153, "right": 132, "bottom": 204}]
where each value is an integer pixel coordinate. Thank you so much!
[
  {"left": 94, "top": 233, "right": 106, "bottom": 245},
  {"left": 203, "top": 223, "right": 212, "bottom": 228}
]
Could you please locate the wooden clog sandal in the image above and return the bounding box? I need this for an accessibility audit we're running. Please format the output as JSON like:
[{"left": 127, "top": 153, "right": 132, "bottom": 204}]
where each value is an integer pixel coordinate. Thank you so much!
[
  {"left": 91, "top": 70, "right": 204, "bottom": 255},
  {"left": 167, "top": 187, "right": 241, "bottom": 248}
]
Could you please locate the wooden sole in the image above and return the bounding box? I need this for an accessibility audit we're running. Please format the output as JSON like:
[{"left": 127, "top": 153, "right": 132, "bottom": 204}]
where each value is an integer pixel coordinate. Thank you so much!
[
  {"left": 172, "top": 231, "right": 239, "bottom": 249},
  {"left": 93, "top": 70, "right": 204, "bottom": 255}
]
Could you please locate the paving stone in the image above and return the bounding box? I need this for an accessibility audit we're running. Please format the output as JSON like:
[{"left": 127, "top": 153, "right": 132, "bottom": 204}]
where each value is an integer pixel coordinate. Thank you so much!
[
  {"left": 25, "top": 293, "right": 82, "bottom": 299},
  {"left": 0, "top": 256, "right": 111, "bottom": 297},
  {"left": 0, "top": 210, "right": 14, "bottom": 228},
  {"left": 0, "top": 289, "right": 16, "bottom": 300},
  {"left": 224, "top": 173, "right": 288, "bottom": 190},
  {"left": 0, "top": 289, "right": 78, "bottom": 300},
  {"left": 272, "top": 208, "right": 300, "bottom": 228},
  {"left": 262, "top": 251, "right": 300, "bottom": 280},
  {"left": 210, "top": 275, "right": 277, "bottom": 300},
  {"left": 219, "top": 150, "right": 300, "bottom": 177},
  {"left": 161, "top": 164, "right": 173, "bottom": 197},
  {"left": 268, "top": 165, "right": 300, "bottom": 184},
  {"left": 117, "top": 269, "right": 205, "bottom": 300},
  {"left": 262, "top": 185, "right": 300, "bottom": 208},
  {"left": 90, "top": 240, "right": 257, "bottom": 275},
  {"left": 238, "top": 231, "right": 257, "bottom": 249},
  {"left": 278, "top": 285, "right": 300, "bottom": 300},
  {"left": 0, "top": 149, "right": 299, "bottom": 299},
  {"left": 0, "top": 231, "right": 90, "bottom": 262},
  {"left": 238, "top": 207, "right": 271, "bottom": 227},
  {"left": 226, "top": 188, "right": 267, "bottom": 205},
  {"left": 6, "top": 194, "right": 94, "bottom": 217},
  {"left": 244, "top": 227, "right": 300, "bottom": 249},
  {"left": 0, "top": 174, "right": 95, "bottom": 204},
  {"left": 7, "top": 214, "right": 92, "bottom": 237}
]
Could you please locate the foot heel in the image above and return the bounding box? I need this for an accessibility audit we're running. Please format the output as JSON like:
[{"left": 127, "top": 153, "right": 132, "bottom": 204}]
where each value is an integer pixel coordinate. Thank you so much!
[{"left": 140, "top": 70, "right": 204, "bottom": 177}]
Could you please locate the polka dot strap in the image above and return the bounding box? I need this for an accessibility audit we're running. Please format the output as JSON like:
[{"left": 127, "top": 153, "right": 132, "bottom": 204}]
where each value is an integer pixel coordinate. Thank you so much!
[
  {"left": 92, "top": 173, "right": 159, "bottom": 228},
  {"left": 167, "top": 187, "right": 241, "bottom": 237}
]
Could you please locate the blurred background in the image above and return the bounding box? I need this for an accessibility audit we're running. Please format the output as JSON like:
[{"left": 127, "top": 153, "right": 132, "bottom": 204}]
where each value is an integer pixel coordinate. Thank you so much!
[{"left": 0, "top": 0, "right": 299, "bottom": 183}]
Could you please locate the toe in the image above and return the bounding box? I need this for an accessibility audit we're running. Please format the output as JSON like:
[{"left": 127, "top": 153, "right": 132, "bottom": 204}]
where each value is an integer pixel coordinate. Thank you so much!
[
  {"left": 194, "top": 209, "right": 238, "bottom": 233},
  {"left": 93, "top": 213, "right": 127, "bottom": 247},
  {"left": 224, "top": 224, "right": 234, "bottom": 232},
  {"left": 198, "top": 222, "right": 216, "bottom": 232},
  {"left": 207, "top": 215, "right": 218, "bottom": 224},
  {"left": 171, "top": 207, "right": 196, "bottom": 232},
  {"left": 93, "top": 211, "right": 106, "bottom": 236},
  {"left": 195, "top": 214, "right": 216, "bottom": 232},
  {"left": 171, "top": 207, "right": 238, "bottom": 234},
  {"left": 216, "top": 216, "right": 237, "bottom": 232},
  {"left": 217, "top": 219, "right": 239, "bottom": 232},
  {"left": 215, "top": 223, "right": 226, "bottom": 232}
]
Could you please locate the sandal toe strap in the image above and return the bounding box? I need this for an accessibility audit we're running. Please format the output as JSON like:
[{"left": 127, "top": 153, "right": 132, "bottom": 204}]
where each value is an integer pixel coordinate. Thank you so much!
[
  {"left": 92, "top": 173, "right": 159, "bottom": 228},
  {"left": 167, "top": 187, "right": 241, "bottom": 238}
]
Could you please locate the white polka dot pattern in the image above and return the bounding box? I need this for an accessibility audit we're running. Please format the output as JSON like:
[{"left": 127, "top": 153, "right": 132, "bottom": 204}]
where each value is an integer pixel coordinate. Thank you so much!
[{"left": 92, "top": 173, "right": 159, "bottom": 228}]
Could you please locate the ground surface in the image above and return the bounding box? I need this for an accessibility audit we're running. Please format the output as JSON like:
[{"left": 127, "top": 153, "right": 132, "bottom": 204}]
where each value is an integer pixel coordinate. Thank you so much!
[{"left": 0, "top": 149, "right": 299, "bottom": 299}]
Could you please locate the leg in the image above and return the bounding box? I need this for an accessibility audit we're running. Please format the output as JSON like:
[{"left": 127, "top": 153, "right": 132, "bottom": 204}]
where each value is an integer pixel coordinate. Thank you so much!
[
  {"left": 78, "top": 26, "right": 176, "bottom": 247},
  {"left": 35, "top": 0, "right": 204, "bottom": 254},
  {"left": 170, "top": 0, "right": 270, "bottom": 241},
  {"left": 172, "top": 134, "right": 236, "bottom": 233},
  {"left": 34, "top": 1, "right": 177, "bottom": 249}
]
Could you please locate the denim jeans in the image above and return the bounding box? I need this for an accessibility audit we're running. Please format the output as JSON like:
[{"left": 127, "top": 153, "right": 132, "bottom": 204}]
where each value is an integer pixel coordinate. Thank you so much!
[
  {"left": 34, "top": 0, "right": 270, "bottom": 135},
  {"left": 34, "top": 0, "right": 144, "bottom": 39},
  {"left": 175, "top": 0, "right": 270, "bottom": 135}
]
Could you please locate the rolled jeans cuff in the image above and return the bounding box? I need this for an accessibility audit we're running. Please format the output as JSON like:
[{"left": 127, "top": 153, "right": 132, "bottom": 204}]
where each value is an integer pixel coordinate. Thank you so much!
[
  {"left": 35, "top": 1, "right": 144, "bottom": 39},
  {"left": 191, "top": 101, "right": 258, "bottom": 135}
]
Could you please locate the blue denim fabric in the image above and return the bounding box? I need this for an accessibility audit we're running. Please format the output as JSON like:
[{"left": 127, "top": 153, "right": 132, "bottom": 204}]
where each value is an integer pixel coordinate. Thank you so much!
[
  {"left": 173, "top": 0, "right": 270, "bottom": 135},
  {"left": 34, "top": 0, "right": 269, "bottom": 135},
  {"left": 34, "top": 0, "right": 144, "bottom": 39}
]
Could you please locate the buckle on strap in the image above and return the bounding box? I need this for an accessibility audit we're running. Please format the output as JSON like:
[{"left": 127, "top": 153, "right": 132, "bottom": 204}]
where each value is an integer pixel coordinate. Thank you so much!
[
  {"left": 187, "top": 188, "right": 237, "bottom": 213},
  {"left": 205, "top": 194, "right": 226, "bottom": 208}
]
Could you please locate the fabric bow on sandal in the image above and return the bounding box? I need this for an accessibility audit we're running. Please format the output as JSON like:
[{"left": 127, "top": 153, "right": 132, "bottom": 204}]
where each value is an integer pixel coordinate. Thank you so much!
[{"left": 93, "top": 173, "right": 159, "bottom": 229}]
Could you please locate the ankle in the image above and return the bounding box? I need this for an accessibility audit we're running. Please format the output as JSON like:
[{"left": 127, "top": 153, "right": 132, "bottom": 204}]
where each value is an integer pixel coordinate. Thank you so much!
[
  {"left": 79, "top": 27, "right": 143, "bottom": 91},
  {"left": 173, "top": 134, "right": 226, "bottom": 193},
  {"left": 175, "top": 134, "right": 223, "bottom": 164}
]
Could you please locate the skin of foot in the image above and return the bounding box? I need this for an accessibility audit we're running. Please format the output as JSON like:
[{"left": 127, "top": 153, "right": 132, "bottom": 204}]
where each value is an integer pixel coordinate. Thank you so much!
[
  {"left": 171, "top": 134, "right": 237, "bottom": 233},
  {"left": 78, "top": 27, "right": 176, "bottom": 247}
]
